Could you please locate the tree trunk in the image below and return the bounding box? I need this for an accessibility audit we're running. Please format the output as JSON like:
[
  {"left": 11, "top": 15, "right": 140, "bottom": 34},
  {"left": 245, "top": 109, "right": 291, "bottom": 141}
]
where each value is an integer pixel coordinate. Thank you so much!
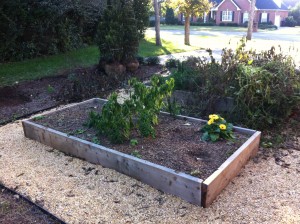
[
  {"left": 154, "top": 0, "right": 162, "bottom": 46},
  {"left": 246, "top": 0, "right": 256, "bottom": 40},
  {"left": 184, "top": 14, "right": 191, "bottom": 45}
]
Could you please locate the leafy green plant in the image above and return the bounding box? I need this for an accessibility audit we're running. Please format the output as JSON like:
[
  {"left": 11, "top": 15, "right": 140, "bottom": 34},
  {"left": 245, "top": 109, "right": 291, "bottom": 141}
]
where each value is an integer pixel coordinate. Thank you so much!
[
  {"left": 88, "top": 76, "right": 175, "bottom": 143},
  {"left": 131, "top": 150, "right": 142, "bottom": 158},
  {"left": 0, "top": 0, "right": 101, "bottom": 62},
  {"left": 32, "top": 115, "right": 45, "bottom": 121},
  {"left": 163, "top": 38, "right": 300, "bottom": 130},
  {"left": 145, "top": 56, "right": 160, "bottom": 65},
  {"left": 47, "top": 85, "right": 55, "bottom": 93},
  {"left": 130, "top": 139, "right": 138, "bottom": 146},
  {"left": 135, "top": 55, "right": 145, "bottom": 65},
  {"left": 166, "top": 97, "right": 181, "bottom": 116},
  {"left": 91, "top": 137, "right": 100, "bottom": 145},
  {"left": 201, "top": 114, "right": 234, "bottom": 142},
  {"left": 165, "top": 58, "right": 180, "bottom": 68}
]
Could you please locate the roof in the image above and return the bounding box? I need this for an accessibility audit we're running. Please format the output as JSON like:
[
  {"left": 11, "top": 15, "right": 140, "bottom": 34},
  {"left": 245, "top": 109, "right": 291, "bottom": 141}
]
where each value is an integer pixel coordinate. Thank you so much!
[
  {"left": 256, "top": 0, "right": 289, "bottom": 10},
  {"left": 211, "top": 0, "right": 289, "bottom": 10},
  {"left": 211, "top": 0, "right": 241, "bottom": 10}
]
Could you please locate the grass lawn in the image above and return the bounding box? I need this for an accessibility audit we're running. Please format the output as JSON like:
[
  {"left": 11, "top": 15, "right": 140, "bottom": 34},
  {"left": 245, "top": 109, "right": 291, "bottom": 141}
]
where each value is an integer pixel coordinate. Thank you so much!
[
  {"left": 0, "top": 34, "right": 200, "bottom": 87},
  {"left": 154, "top": 25, "right": 248, "bottom": 32}
]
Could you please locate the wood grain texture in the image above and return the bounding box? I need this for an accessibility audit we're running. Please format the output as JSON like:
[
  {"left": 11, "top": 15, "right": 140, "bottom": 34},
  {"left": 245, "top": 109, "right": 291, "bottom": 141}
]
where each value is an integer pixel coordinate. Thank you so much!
[{"left": 202, "top": 131, "right": 261, "bottom": 207}]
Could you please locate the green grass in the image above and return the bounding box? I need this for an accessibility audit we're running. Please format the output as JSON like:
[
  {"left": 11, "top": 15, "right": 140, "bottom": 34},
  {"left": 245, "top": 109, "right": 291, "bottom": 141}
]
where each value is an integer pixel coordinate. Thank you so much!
[
  {"left": 139, "top": 36, "right": 199, "bottom": 57},
  {"left": 0, "top": 46, "right": 99, "bottom": 87},
  {"left": 155, "top": 25, "right": 248, "bottom": 32},
  {"left": 0, "top": 35, "right": 200, "bottom": 87}
]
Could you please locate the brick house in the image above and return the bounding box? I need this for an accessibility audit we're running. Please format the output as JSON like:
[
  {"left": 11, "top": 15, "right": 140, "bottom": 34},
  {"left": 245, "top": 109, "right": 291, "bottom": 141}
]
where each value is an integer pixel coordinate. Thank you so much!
[{"left": 210, "top": 0, "right": 289, "bottom": 27}]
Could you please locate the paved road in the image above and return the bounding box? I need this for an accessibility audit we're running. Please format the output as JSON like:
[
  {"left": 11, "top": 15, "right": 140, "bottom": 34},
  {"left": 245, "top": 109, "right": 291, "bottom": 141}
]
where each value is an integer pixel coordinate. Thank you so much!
[
  {"left": 148, "top": 27, "right": 300, "bottom": 67},
  {"left": 148, "top": 27, "right": 300, "bottom": 42}
]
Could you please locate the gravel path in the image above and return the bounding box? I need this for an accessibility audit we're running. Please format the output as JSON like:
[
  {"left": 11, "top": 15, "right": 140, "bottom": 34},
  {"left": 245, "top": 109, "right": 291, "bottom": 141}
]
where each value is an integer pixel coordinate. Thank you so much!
[{"left": 0, "top": 120, "right": 299, "bottom": 223}]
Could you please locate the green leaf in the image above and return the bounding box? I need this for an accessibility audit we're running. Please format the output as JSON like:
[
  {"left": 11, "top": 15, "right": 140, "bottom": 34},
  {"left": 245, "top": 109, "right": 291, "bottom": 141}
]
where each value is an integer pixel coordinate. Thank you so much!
[
  {"left": 210, "top": 133, "right": 219, "bottom": 142},
  {"left": 201, "top": 132, "right": 210, "bottom": 141}
]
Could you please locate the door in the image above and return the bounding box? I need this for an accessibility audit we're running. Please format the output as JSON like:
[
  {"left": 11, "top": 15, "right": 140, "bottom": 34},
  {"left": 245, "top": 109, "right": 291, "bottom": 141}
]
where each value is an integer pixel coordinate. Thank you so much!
[{"left": 275, "top": 15, "right": 281, "bottom": 27}]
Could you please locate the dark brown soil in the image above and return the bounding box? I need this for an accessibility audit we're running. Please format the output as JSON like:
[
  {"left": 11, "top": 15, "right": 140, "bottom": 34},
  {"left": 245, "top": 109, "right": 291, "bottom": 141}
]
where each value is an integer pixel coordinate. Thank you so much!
[
  {"left": 34, "top": 101, "right": 250, "bottom": 180},
  {"left": 0, "top": 65, "right": 163, "bottom": 125},
  {"left": 0, "top": 185, "right": 63, "bottom": 224}
]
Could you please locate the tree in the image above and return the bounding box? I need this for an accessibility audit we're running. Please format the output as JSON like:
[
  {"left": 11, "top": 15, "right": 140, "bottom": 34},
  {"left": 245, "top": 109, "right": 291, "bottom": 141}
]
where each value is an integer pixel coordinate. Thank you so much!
[
  {"left": 153, "top": 0, "right": 162, "bottom": 46},
  {"left": 167, "top": 0, "right": 211, "bottom": 45},
  {"left": 165, "top": 7, "right": 176, "bottom": 24},
  {"left": 133, "top": 0, "right": 151, "bottom": 39},
  {"left": 0, "top": 0, "right": 103, "bottom": 62},
  {"left": 246, "top": 0, "right": 256, "bottom": 40},
  {"left": 289, "top": 2, "right": 300, "bottom": 25},
  {"left": 97, "top": 0, "right": 139, "bottom": 63}
]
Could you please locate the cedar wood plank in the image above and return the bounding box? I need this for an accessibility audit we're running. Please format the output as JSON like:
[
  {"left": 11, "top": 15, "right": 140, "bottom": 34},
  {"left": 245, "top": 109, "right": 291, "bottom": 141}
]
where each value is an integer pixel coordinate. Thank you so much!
[
  {"left": 22, "top": 120, "right": 203, "bottom": 205},
  {"left": 202, "top": 131, "right": 261, "bottom": 207}
]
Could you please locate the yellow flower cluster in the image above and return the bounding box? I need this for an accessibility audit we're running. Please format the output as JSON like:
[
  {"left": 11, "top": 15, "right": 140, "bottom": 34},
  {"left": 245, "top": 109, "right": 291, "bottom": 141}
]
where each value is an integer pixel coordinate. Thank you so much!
[
  {"left": 209, "top": 114, "right": 219, "bottom": 120},
  {"left": 207, "top": 114, "right": 219, "bottom": 125},
  {"left": 207, "top": 119, "right": 214, "bottom": 125},
  {"left": 207, "top": 114, "right": 227, "bottom": 130}
]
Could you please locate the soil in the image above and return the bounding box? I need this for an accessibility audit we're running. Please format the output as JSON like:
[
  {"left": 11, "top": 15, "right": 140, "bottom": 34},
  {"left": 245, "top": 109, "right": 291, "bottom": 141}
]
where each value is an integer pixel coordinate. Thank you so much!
[
  {"left": 0, "top": 185, "right": 63, "bottom": 224},
  {"left": 0, "top": 64, "right": 164, "bottom": 125},
  {"left": 34, "top": 101, "right": 249, "bottom": 180}
]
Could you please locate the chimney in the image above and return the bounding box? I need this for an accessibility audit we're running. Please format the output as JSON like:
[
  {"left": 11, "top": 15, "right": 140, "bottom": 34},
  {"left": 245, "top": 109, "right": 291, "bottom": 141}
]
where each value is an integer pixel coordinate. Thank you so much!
[{"left": 273, "top": 0, "right": 282, "bottom": 8}]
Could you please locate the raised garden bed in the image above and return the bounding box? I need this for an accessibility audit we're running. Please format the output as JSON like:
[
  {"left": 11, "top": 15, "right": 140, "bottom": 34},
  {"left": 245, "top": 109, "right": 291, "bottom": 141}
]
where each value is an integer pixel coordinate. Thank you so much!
[{"left": 22, "top": 98, "right": 261, "bottom": 207}]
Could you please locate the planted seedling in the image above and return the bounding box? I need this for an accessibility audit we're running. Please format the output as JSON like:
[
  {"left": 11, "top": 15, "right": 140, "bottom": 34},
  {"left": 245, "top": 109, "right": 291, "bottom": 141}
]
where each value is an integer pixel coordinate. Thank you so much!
[
  {"left": 131, "top": 150, "right": 142, "bottom": 159},
  {"left": 47, "top": 85, "right": 55, "bottom": 93},
  {"left": 130, "top": 139, "right": 138, "bottom": 146},
  {"left": 33, "top": 115, "right": 45, "bottom": 121},
  {"left": 92, "top": 137, "right": 100, "bottom": 145}
]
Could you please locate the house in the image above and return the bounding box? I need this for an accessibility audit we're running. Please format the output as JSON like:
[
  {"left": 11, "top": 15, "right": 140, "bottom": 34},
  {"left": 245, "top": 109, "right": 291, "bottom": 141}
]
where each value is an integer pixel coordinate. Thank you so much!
[{"left": 210, "top": 0, "right": 289, "bottom": 27}]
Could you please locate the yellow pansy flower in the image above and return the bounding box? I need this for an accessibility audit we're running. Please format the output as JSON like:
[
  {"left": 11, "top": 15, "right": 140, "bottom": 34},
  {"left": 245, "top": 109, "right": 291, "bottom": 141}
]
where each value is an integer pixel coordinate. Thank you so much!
[
  {"left": 210, "top": 114, "right": 219, "bottom": 120},
  {"left": 219, "top": 124, "right": 226, "bottom": 130},
  {"left": 207, "top": 119, "right": 214, "bottom": 125}
]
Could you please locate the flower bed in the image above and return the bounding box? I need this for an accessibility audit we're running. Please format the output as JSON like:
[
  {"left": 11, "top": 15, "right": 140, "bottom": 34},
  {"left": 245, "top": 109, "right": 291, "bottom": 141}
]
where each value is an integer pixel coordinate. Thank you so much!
[{"left": 22, "top": 98, "right": 261, "bottom": 207}]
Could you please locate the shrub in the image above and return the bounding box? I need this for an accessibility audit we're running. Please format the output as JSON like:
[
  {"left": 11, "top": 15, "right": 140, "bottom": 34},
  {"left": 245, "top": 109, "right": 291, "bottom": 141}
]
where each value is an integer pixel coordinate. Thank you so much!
[
  {"left": 190, "top": 22, "right": 215, "bottom": 26},
  {"left": 164, "top": 39, "right": 300, "bottom": 130},
  {"left": 282, "top": 16, "right": 297, "bottom": 27},
  {"left": 165, "top": 8, "right": 177, "bottom": 25},
  {"left": 258, "top": 23, "right": 277, "bottom": 30},
  {"left": 149, "top": 20, "right": 156, "bottom": 27},
  {"left": 145, "top": 56, "right": 161, "bottom": 65},
  {"left": 88, "top": 76, "right": 175, "bottom": 143},
  {"left": 133, "top": 0, "right": 150, "bottom": 39},
  {"left": 136, "top": 55, "right": 145, "bottom": 65},
  {"left": 289, "top": 3, "right": 300, "bottom": 25},
  {"left": 226, "top": 23, "right": 239, "bottom": 27},
  {"left": 165, "top": 58, "right": 180, "bottom": 68},
  {"left": 0, "top": 0, "right": 102, "bottom": 62},
  {"left": 97, "top": 0, "right": 140, "bottom": 63}
]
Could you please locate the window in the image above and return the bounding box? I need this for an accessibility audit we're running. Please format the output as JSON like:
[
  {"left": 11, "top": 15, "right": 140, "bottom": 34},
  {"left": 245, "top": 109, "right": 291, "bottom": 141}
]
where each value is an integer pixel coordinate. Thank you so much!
[
  {"left": 261, "top": 13, "right": 268, "bottom": 23},
  {"left": 222, "top": 11, "right": 233, "bottom": 22},
  {"left": 243, "top": 12, "right": 249, "bottom": 23}
]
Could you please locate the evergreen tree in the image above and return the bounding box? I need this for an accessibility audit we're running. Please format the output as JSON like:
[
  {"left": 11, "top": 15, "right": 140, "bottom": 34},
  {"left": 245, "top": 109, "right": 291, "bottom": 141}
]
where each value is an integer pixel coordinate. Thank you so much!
[
  {"left": 165, "top": 7, "right": 175, "bottom": 25},
  {"left": 97, "top": 0, "right": 149, "bottom": 63},
  {"left": 133, "top": 0, "right": 150, "bottom": 39}
]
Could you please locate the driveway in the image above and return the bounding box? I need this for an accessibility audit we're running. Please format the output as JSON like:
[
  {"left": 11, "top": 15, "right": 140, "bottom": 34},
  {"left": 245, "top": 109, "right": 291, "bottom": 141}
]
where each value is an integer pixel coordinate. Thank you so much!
[
  {"left": 147, "top": 27, "right": 300, "bottom": 67},
  {"left": 148, "top": 27, "right": 300, "bottom": 42}
]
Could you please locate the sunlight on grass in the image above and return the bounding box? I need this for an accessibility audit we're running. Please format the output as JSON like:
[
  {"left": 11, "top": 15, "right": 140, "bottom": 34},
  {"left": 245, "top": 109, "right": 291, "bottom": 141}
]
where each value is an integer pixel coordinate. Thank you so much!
[
  {"left": 0, "top": 46, "right": 99, "bottom": 87},
  {"left": 152, "top": 25, "right": 248, "bottom": 32},
  {"left": 139, "top": 35, "right": 200, "bottom": 57}
]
